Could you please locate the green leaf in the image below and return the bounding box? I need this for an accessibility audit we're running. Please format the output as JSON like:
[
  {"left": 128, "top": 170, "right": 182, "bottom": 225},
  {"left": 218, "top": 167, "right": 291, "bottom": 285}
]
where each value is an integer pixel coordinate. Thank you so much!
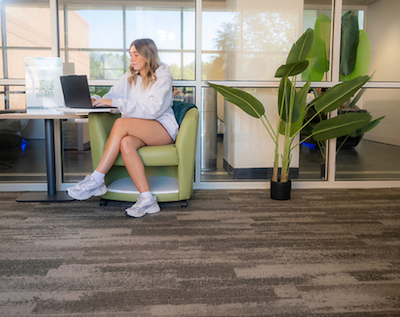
[
  {"left": 287, "top": 28, "right": 314, "bottom": 64},
  {"left": 350, "top": 116, "right": 385, "bottom": 137},
  {"left": 311, "top": 75, "right": 369, "bottom": 114},
  {"left": 277, "top": 27, "right": 313, "bottom": 79},
  {"left": 348, "top": 30, "right": 371, "bottom": 80},
  {"left": 301, "top": 63, "right": 324, "bottom": 81},
  {"left": 205, "top": 81, "right": 265, "bottom": 118},
  {"left": 280, "top": 82, "right": 311, "bottom": 136},
  {"left": 312, "top": 112, "right": 372, "bottom": 141},
  {"left": 275, "top": 60, "right": 309, "bottom": 78},
  {"left": 349, "top": 71, "right": 373, "bottom": 107},
  {"left": 302, "top": 14, "right": 331, "bottom": 82},
  {"left": 278, "top": 77, "right": 297, "bottom": 122},
  {"left": 312, "top": 38, "right": 330, "bottom": 73},
  {"left": 349, "top": 88, "right": 366, "bottom": 108},
  {"left": 291, "top": 81, "right": 309, "bottom": 126},
  {"left": 340, "top": 11, "right": 360, "bottom": 76},
  {"left": 296, "top": 82, "right": 311, "bottom": 112},
  {"left": 315, "top": 14, "right": 331, "bottom": 62}
]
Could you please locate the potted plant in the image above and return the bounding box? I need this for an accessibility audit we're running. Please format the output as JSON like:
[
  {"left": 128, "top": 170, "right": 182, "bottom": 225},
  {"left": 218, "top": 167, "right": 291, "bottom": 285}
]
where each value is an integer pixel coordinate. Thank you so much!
[{"left": 206, "top": 28, "right": 378, "bottom": 200}]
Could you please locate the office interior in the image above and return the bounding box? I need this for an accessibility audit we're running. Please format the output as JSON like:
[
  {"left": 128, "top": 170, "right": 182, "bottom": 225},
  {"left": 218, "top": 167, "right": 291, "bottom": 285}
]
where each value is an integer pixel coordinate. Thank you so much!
[{"left": 1, "top": 0, "right": 400, "bottom": 192}]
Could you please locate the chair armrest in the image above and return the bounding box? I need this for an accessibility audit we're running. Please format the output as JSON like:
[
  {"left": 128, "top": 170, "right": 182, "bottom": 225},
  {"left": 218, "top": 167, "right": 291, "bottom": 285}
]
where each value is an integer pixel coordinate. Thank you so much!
[
  {"left": 88, "top": 112, "right": 121, "bottom": 168},
  {"left": 175, "top": 107, "right": 199, "bottom": 199}
]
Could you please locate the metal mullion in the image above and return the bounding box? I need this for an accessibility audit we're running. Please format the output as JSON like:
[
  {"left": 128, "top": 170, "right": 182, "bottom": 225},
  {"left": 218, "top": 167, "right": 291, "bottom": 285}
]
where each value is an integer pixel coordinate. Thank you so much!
[
  {"left": 50, "top": 0, "right": 63, "bottom": 191},
  {"left": 0, "top": 1, "right": 7, "bottom": 79},
  {"left": 0, "top": 46, "right": 51, "bottom": 50},
  {"left": 180, "top": 8, "right": 184, "bottom": 80},
  {"left": 64, "top": 4, "right": 69, "bottom": 62},
  {"left": 123, "top": 6, "right": 127, "bottom": 71},
  {"left": 194, "top": 0, "right": 202, "bottom": 189},
  {"left": 327, "top": 0, "right": 343, "bottom": 185},
  {"left": 50, "top": 0, "right": 60, "bottom": 58},
  {"left": 1, "top": 1, "right": 9, "bottom": 109}
]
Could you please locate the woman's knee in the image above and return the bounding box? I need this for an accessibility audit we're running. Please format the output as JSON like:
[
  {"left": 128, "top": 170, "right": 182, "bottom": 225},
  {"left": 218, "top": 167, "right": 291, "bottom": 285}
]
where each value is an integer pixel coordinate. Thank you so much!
[
  {"left": 111, "top": 117, "right": 127, "bottom": 132},
  {"left": 120, "top": 136, "right": 142, "bottom": 157},
  {"left": 120, "top": 137, "right": 134, "bottom": 157}
]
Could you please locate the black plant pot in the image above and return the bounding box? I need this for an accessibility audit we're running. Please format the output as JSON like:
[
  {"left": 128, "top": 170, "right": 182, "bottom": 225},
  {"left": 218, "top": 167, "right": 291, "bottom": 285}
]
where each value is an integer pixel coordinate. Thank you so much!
[{"left": 270, "top": 179, "right": 291, "bottom": 200}]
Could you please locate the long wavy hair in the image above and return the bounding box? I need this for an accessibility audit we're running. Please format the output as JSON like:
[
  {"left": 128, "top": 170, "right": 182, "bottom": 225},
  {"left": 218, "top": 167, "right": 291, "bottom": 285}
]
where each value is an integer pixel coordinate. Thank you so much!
[{"left": 128, "top": 38, "right": 160, "bottom": 89}]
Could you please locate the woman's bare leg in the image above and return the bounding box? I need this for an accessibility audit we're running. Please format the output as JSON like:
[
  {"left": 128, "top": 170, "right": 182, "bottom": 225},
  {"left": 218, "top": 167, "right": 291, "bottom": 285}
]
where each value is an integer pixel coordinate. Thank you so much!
[
  {"left": 96, "top": 118, "right": 173, "bottom": 192},
  {"left": 95, "top": 118, "right": 130, "bottom": 174},
  {"left": 120, "top": 135, "right": 149, "bottom": 192},
  {"left": 67, "top": 118, "right": 172, "bottom": 202},
  {"left": 95, "top": 118, "right": 172, "bottom": 174},
  {"left": 120, "top": 119, "right": 173, "bottom": 193}
]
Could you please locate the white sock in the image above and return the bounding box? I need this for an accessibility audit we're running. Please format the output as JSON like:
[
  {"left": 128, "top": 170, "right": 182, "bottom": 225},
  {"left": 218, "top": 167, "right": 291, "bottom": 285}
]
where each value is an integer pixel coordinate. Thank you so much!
[
  {"left": 140, "top": 191, "right": 154, "bottom": 199},
  {"left": 91, "top": 170, "right": 105, "bottom": 183}
]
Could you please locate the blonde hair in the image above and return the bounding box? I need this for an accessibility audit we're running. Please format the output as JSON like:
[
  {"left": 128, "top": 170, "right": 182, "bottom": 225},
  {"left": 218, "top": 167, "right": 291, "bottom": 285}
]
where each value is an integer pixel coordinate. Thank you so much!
[{"left": 128, "top": 38, "right": 160, "bottom": 89}]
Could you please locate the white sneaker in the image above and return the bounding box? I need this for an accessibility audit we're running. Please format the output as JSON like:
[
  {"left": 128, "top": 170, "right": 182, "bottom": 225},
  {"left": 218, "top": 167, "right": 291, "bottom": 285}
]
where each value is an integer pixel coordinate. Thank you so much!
[
  {"left": 125, "top": 195, "right": 160, "bottom": 218},
  {"left": 67, "top": 175, "right": 107, "bottom": 200}
]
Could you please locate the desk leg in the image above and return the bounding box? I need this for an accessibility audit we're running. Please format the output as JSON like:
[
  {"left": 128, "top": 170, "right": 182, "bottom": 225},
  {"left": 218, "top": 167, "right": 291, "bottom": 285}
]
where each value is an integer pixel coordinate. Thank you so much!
[{"left": 16, "top": 119, "right": 73, "bottom": 202}]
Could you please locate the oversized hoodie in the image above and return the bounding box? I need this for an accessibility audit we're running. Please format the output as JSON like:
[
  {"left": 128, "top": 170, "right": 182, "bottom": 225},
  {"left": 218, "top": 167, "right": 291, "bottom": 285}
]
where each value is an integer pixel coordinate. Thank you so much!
[{"left": 100, "top": 63, "right": 179, "bottom": 141}]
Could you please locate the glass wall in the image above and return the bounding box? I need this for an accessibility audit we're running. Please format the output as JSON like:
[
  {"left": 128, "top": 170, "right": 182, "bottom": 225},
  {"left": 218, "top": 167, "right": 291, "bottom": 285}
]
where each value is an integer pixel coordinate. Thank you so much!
[
  {"left": 201, "top": 0, "right": 331, "bottom": 182},
  {"left": 0, "top": 1, "right": 50, "bottom": 182},
  {"left": 335, "top": 88, "right": 400, "bottom": 180},
  {"left": 1, "top": 0, "right": 400, "bottom": 189},
  {"left": 362, "top": 0, "right": 400, "bottom": 82},
  {"left": 200, "top": 0, "right": 400, "bottom": 185},
  {"left": 59, "top": 1, "right": 195, "bottom": 80},
  {"left": 0, "top": 1, "right": 52, "bottom": 80},
  {"left": 202, "top": 0, "right": 303, "bottom": 81},
  {"left": 59, "top": 0, "right": 196, "bottom": 182},
  {"left": 0, "top": 0, "right": 52, "bottom": 106},
  {"left": 200, "top": 85, "right": 335, "bottom": 182}
]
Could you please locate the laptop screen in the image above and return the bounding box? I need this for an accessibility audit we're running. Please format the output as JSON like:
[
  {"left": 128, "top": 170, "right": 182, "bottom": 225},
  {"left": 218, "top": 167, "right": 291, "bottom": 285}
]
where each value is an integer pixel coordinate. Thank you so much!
[{"left": 60, "top": 75, "right": 93, "bottom": 109}]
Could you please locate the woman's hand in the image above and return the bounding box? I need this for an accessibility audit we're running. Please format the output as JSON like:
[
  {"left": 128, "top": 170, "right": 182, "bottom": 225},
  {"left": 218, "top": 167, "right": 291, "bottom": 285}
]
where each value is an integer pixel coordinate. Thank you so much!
[{"left": 92, "top": 98, "right": 112, "bottom": 107}]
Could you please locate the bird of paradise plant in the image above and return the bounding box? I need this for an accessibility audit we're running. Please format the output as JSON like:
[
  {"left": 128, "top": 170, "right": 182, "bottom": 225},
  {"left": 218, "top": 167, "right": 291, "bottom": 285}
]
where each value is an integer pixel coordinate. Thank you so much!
[{"left": 206, "top": 28, "right": 377, "bottom": 186}]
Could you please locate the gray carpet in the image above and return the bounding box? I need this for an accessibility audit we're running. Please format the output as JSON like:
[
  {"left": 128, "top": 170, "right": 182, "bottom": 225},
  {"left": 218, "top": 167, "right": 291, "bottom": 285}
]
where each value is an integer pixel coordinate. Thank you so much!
[{"left": 0, "top": 188, "right": 399, "bottom": 317}]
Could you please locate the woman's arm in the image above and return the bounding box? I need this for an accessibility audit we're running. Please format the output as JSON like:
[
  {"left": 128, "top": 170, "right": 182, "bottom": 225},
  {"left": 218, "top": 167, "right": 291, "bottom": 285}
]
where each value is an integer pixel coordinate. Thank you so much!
[
  {"left": 113, "top": 76, "right": 173, "bottom": 119},
  {"left": 91, "top": 73, "right": 129, "bottom": 106},
  {"left": 92, "top": 98, "right": 112, "bottom": 107}
]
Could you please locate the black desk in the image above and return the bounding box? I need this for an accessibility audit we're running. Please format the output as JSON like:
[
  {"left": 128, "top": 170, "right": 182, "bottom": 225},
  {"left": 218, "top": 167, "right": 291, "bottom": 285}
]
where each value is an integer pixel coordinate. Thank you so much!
[{"left": 0, "top": 112, "right": 86, "bottom": 202}]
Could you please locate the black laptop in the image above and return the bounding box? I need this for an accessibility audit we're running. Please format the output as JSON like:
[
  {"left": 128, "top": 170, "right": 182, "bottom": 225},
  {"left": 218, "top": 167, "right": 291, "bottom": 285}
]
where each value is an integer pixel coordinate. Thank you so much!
[{"left": 60, "top": 75, "right": 114, "bottom": 109}]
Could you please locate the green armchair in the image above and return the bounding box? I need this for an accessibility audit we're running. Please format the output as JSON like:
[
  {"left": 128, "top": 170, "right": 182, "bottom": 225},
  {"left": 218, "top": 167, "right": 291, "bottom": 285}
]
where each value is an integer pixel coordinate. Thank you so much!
[{"left": 88, "top": 102, "right": 199, "bottom": 207}]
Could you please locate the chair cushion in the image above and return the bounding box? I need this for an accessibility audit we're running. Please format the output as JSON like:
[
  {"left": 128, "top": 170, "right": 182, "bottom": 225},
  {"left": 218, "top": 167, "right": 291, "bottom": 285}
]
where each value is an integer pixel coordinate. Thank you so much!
[
  {"left": 172, "top": 100, "right": 197, "bottom": 126},
  {"left": 113, "top": 144, "right": 178, "bottom": 167}
]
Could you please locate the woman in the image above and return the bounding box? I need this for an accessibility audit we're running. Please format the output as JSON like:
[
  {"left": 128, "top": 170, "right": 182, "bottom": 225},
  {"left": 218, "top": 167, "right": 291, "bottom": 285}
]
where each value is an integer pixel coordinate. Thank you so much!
[{"left": 67, "top": 38, "right": 178, "bottom": 218}]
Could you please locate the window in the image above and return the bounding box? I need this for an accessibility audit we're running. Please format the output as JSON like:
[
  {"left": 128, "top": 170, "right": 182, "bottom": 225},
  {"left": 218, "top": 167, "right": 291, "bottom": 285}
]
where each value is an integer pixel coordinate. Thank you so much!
[
  {"left": 60, "top": 2, "right": 195, "bottom": 80},
  {"left": 202, "top": 0, "right": 304, "bottom": 81}
]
